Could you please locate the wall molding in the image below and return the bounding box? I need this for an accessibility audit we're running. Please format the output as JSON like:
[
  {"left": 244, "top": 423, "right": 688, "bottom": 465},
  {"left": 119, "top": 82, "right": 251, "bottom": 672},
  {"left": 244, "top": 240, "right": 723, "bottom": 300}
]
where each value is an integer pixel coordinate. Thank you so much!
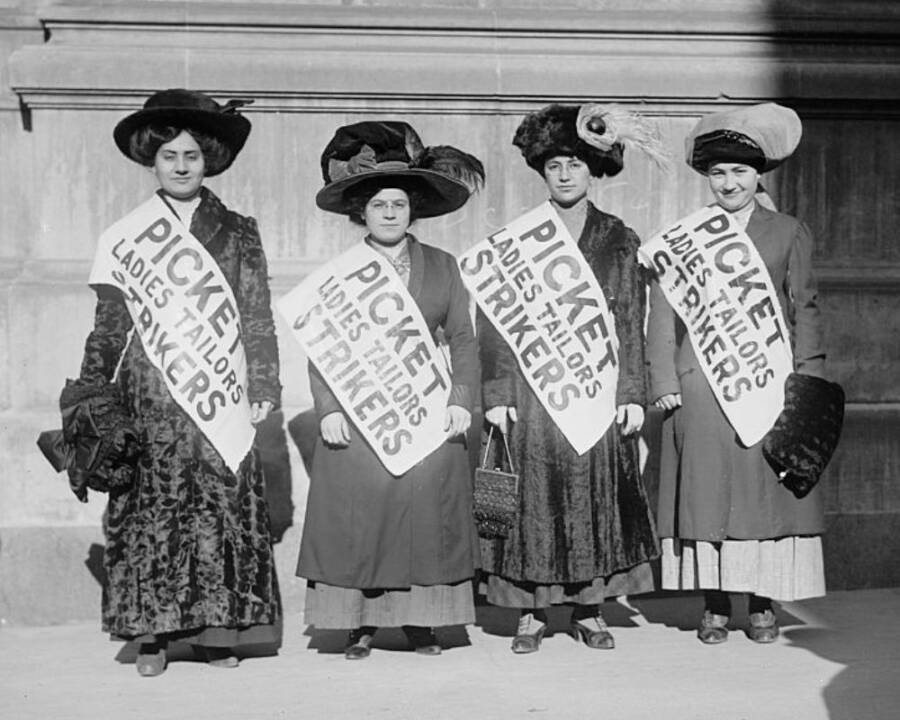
[
  {"left": 10, "top": 2, "right": 900, "bottom": 112},
  {"left": 33, "top": 1, "right": 900, "bottom": 37}
]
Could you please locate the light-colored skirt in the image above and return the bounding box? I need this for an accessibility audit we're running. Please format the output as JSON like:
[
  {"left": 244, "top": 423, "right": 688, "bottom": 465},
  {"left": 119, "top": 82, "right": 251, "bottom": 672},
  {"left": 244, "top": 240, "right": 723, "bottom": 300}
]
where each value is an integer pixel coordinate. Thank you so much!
[
  {"left": 481, "top": 561, "right": 655, "bottom": 609},
  {"left": 304, "top": 581, "right": 475, "bottom": 629},
  {"left": 661, "top": 536, "right": 825, "bottom": 601}
]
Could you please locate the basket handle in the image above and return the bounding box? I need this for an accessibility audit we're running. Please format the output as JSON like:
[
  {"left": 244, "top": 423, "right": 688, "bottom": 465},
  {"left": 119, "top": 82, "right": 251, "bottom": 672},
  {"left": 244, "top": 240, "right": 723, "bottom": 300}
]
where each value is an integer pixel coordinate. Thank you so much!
[{"left": 481, "top": 424, "right": 515, "bottom": 473}]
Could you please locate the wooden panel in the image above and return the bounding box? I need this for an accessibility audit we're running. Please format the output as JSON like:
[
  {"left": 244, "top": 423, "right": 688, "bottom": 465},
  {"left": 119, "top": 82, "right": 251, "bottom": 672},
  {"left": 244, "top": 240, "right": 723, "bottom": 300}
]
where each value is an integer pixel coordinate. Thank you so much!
[{"left": 775, "top": 117, "right": 900, "bottom": 264}]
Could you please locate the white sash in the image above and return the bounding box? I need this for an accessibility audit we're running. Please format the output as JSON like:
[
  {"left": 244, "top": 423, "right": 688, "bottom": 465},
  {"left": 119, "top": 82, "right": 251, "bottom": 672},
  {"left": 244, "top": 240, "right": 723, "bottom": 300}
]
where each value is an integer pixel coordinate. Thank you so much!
[
  {"left": 459, "top": 202, "right": 619, "bottom": 455},
  {"left": 89, "top": 194, "right": 254, "bottom": 472},
  {"left": 639, "top": 205, "right": 793, "bottom": 446},
  {"left": 278, "top": 242, "right": 452, "bottom": 476}
]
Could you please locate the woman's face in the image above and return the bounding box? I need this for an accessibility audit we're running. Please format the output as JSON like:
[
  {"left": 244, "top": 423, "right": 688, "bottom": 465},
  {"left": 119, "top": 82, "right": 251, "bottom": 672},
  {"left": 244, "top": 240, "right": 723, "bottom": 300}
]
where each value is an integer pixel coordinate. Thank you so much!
[
  {"left": 543, "top": 155, "right": 592, "bottom": 207},
  {"left": 708, "top": 162, "right": 760, "bottom": 213},
  {"left": 364, "top": 188, "right": 411, "bottom": 245},
  {"left": 153, "top": 130, "right": 205, "bottom": 200}
]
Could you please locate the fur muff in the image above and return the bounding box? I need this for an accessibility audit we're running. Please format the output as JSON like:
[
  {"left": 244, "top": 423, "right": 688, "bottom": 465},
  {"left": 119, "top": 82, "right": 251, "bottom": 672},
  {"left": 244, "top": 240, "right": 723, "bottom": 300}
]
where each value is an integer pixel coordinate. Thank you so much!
[{"left": 763, "top": 373, "right": 845, "bottom": 498}]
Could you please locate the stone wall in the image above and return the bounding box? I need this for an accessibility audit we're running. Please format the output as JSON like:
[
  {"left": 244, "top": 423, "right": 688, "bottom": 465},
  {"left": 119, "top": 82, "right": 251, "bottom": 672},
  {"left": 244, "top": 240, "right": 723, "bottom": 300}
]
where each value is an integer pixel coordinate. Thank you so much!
[{"left": 2, "top": 0, "right": 899, "bottom": 624}]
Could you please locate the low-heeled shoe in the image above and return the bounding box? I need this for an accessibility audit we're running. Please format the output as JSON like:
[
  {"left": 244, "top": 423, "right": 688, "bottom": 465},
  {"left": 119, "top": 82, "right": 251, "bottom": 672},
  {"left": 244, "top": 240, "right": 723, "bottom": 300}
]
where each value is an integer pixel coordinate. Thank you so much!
[
  {"left": 511, "top": 614, "right": 546, "bottom": 654},
  {"left": 697, "top": 611, "right": 730, "bottom": 644},
  {"left": 402, "top": 625, "right": 442, "bottom": 655},
  {"left": 344, "top": 627, "right": 377, "bottom": 660},
  {"left": 136, "top": 644, "right": 167, "bottom": 677},
  {"left": 570, "top": 618, "right": 615, "bottom": 649},
  {"left": 747, "top": 609, "right": 780, "bottom": 643},
  {"left": 198, "top": 646, "right": 240, "bottom": 668}
]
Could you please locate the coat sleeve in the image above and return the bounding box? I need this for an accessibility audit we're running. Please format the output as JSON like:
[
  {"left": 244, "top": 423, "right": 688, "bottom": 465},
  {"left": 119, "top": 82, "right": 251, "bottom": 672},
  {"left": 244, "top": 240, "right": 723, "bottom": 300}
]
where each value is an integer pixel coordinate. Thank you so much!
[
  {"left": 645, "top": 277, "right": 681, "bottom": 402},
  {"left": 236, "top": 216, "right": 282, "bottom": 408},
  {"left": 309, "top": 361, "right": 343, "bottom": 421},
  {"left": 786, "top": 221, "right": 826, "bottom": 378},
  {"left": 477, "top": 306, "right": 519, "bottom": 411},
  {"left": 612, "top": 228, "right": 648, "bottom": 407},
  {"left": 79, "top": 287, "right": 133, "bottom": 384},
  {"left": 442, "top": 255, "right": 478, "bottom": 413}
]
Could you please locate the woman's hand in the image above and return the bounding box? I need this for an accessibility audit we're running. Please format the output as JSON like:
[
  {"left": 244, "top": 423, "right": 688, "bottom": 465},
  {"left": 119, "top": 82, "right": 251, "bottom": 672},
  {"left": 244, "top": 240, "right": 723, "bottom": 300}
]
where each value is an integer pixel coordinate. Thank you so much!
[
  {"left": 485, "top": 405, "right": 517, "bottom": 434},
  {"left": 653, "top": 393, "right": 682, "bottom": 411},
  {"left": 616, "top": 403, "right": 645, "bottom": 435},
  {"left": 320, "top": 412, "right": 351, "bottom": 447},
  {"left": 250, "top": 401, "right": 273, "bottom": 425},
  {"left": 444, "top": 405, "right": 472, "bottom": 437}
]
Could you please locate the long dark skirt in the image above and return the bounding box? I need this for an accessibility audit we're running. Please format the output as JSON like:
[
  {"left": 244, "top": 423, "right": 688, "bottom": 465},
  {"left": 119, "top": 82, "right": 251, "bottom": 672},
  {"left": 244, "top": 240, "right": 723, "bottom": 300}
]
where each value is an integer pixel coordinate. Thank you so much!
[{"left": 102, "top": 339, "right": 280, "bottom": 645}]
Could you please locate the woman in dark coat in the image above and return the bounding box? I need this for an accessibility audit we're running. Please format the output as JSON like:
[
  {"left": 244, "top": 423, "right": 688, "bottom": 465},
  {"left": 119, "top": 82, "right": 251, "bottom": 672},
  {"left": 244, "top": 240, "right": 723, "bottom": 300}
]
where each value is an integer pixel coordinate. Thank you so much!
[
  {"left": 479, "top": 104, "right": 660, "bottom": 653},
  {"left": 295, "top": 121, "right": 484, "bottom": 659},
  {"left": 647, "top": 103, "right": 826, "bottom": 644},
  {"left": 79, "top": 90, "right": 281, "bottom": 675}
]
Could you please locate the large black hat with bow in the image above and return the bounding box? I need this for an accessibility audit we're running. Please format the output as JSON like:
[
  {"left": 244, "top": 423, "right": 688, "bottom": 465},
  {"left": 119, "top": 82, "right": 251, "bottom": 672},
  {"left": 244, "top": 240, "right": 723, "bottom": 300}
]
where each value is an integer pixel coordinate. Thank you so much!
[
  {"left": 113, "top": 88, "right": 252, "bottom": 176},
  {"left": 315, "top": 121, "right": 484, "bottom": 218}
]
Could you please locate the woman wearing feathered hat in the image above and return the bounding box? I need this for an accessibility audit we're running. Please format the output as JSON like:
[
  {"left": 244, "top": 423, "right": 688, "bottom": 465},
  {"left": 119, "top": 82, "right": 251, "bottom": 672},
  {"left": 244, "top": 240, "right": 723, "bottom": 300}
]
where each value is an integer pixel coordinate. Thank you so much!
[
  {"left": 75, "top": 89, "right": 281, "bottom": 675},
  {"left": 478, "top": 104, "right": 664, "bottom": 653},
  {"left": 295, "top": 121, "right": 484, "bottom": 659},
  {"left": 647, "top": 103, "right": 832, "bottom": 644}
]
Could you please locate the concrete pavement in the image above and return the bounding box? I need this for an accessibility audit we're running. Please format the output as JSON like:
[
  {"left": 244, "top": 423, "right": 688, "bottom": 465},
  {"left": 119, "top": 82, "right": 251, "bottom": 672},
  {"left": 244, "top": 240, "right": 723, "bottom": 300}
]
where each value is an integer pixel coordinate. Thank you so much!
[{"left": 2, "top": 588, "right": 898, "bottom": 720}]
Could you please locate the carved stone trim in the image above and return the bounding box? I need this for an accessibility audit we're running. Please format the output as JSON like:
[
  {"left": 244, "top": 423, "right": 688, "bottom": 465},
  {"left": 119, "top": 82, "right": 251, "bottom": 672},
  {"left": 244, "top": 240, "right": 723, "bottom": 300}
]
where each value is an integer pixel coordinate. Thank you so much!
[{"left": 10, "top": 2, "right": 900, "bottom": 111}]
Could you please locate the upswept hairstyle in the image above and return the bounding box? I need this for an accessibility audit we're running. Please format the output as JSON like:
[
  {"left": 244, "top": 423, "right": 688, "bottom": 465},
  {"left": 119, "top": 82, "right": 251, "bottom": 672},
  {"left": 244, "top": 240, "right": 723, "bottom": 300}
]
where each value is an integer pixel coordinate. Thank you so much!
[{"left": 128, "top": 124, "right": 233, "bottom": 176}]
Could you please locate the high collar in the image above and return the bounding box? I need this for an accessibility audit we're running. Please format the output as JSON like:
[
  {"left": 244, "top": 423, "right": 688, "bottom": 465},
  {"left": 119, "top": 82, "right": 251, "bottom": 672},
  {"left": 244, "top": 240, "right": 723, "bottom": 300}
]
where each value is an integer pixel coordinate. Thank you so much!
[
  {"left": 552, "top": 196, "right": 590, "bottom": 241},
  {"left": 187, "top": 186, "right": 224, "bottom": 245}
]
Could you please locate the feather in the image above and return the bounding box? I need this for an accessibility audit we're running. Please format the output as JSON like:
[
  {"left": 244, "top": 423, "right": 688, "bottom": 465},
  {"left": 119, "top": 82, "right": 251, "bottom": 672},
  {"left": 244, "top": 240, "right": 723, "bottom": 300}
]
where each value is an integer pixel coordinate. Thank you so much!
[
  {"left": 404, "top": 125, "right": 426, "bottom": 165},
  {"left": 221, "top": 98, "right": 254, "bottom": 115},
  {"left": 577, "top": 103, "right": 674, "bottom": 173},
  {"left": 415, "top": 145, "right": 486, "bottom": 193}
]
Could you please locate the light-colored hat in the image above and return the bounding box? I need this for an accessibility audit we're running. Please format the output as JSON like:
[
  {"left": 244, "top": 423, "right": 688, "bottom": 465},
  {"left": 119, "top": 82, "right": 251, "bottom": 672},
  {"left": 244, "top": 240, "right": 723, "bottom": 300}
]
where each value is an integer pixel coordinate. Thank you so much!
[{"left": 685, "top": 102, "right": 802, "bottom": 175}]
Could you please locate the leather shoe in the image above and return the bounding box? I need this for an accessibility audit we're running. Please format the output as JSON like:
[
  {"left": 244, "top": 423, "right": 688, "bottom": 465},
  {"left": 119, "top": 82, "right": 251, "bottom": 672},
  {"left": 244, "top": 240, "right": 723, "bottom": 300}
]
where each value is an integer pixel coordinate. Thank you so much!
[
  {"left": 402, "top": 625, "right": 442, "bottom": 655},
  {"left": 511, "top": 613, "right": 546, "bottom": 654},
  {"left": 697, "top": 611, "right": 729, "bottom": 644},
  {"left": 197, "top": 646, "right": 240, "bottom": 668},
  {"left": 570, "top": 615, "right": 615, "bottom": 649},
  {"left": 747, "top": 609, "right": 779, "bottom": 643},
  {"left": 345, "top": 626, "right": 377, "bottom": 660},
  {"left": 136, "top": 643, "right": 167, "bottom": 677}
]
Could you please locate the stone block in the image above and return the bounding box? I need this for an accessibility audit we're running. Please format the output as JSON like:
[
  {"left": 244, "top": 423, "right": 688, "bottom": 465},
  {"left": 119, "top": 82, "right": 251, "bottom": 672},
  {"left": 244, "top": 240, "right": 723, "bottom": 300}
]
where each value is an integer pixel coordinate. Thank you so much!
[{"left": 823, "top": 512, "right": 900, "bottom": 590}]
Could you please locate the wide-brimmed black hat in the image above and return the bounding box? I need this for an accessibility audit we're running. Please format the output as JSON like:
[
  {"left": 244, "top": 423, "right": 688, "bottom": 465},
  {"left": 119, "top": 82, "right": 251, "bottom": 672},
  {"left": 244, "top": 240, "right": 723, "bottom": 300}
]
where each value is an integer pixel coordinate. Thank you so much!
[
  {"left": 113, "top": 89, "right": 252, "bottom": 176},
  {"left": 686, "top": 102, "right": 802, "bottom": 175},
  {"left": 763, "top": 373, "right": 845, "bottom": 499},
  {"left": 315, "top": 121, "right": 484, "bottom": 218}
]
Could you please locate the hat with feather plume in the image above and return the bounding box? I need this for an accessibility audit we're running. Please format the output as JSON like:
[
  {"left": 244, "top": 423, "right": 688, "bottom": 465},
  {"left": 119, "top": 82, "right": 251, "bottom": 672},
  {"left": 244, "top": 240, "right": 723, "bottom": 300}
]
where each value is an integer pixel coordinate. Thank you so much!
[
  {"left": 316, "top": 121, "right": 484, "bottom": 218},
  {"left": 513, "top": 103, "right": 672, "bottom": 177}
]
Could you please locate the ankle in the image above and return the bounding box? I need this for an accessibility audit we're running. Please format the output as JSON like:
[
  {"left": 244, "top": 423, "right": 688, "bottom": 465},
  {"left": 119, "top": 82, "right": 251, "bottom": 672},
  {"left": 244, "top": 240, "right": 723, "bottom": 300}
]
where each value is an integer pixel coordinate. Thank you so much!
[
  {"left": 704, "top": 590, "right": 732, "bottom": 617},
  {"left": 521, "top": 608, "right": 548, "bottom": 624},
  {"left": 571, "top": 604, "right": 601, "bottom": 622},
  {"left": 517, "top": 612, "right": 546, "bottom": 634},
  {"left": 748, "top": 594, "right": 773, "bottom": 615},
  {"left": 138, "top": 640, "right": 167, "bottom": 654}
]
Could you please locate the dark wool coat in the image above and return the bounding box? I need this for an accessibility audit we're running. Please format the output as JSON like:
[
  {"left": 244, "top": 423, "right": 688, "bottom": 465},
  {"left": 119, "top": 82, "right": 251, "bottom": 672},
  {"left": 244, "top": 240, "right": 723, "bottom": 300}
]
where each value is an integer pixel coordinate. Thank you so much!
[
  {"left": 80, "top": 188, "right": 282, "bottom": 640},
  {"left": 296, "top": 237, "right": 481, "bottom": 589},
  {"left": 479, "top": 202, "right": 659, "bottom": 585},
  {"left": 648, "top": 204, "right": 826, "bottom": 541}
]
